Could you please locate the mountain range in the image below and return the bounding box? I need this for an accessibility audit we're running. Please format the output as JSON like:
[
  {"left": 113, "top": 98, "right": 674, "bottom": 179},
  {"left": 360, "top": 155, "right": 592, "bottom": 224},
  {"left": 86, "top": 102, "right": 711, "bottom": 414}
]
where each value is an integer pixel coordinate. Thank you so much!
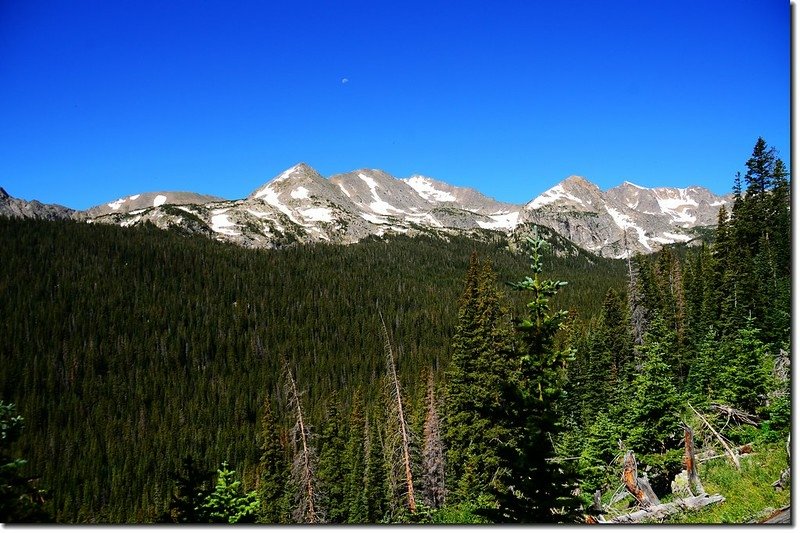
[{"left": 0, "top": 164, "right": 731, "bottom": 257}]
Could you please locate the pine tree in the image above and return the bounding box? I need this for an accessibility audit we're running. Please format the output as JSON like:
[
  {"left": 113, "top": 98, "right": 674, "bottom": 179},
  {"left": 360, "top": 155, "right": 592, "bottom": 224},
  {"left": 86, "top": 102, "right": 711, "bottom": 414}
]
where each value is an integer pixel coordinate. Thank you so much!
[
  {"left": 626, "top": 329, "right": 682, "bottom": 455},
  {"left": 494, "top": 233, "right": 579, "bottom": 523},
  {"left": 200, "top": 462, "right": 258, "bottom": 524},
  {"left": 744, "top": 137, "right": 777, "bottom": 197},
  {"left": 160, "top": 455, "right": 213, "bottom": 523},
  {"left": 343, "top": 392, "right": 367, "bottom": 523},
  {"left": 718, "top": 320, "right": 772, "bottom": 415},
  {"left": 256, "top": 398, "right": 289, "bottom": 524},
  {"left": 362, "top": 414, "right": 388, "bottom": 523},
  {"left": 444, "top": 253, "right": 516, "bottom": 505},
  {"left": 317, "top": 402, "right": 347, "bottom": 522}
]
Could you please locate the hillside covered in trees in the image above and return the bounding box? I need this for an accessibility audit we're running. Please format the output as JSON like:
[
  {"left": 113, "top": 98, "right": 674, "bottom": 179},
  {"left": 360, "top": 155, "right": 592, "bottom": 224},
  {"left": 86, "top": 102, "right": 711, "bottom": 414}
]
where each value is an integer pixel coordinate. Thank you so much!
[{"left": 0, "top": 139, "right": 790, "bottom": 523}]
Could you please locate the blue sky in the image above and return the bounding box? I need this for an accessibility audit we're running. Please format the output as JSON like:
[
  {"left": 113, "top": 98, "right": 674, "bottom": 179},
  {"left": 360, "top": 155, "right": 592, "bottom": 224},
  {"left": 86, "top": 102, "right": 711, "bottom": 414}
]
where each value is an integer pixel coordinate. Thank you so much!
[{"left": 0, "top": 0, "right": 790, "bottom": 209}]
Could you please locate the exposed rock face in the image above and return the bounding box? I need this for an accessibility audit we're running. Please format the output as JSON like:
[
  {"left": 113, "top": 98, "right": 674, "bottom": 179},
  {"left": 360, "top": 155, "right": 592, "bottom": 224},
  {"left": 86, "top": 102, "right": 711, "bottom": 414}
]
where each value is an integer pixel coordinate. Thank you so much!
[
  {"left": 0, "top": 187, "right": 74, "bottom": 220},
  {"left": 80, "top": 191, "right": 225, "bottom": 218},
  {"left": 2, "top": 166, "right": 730, "bottom": 257},
  {"left": 517, "top": 176, "right": 731, "bottom": 257}
]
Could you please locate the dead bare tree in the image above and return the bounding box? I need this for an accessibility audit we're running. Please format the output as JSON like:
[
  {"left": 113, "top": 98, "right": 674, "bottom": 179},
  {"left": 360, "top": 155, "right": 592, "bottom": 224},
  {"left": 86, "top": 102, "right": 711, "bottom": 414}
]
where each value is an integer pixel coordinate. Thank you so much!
[
  {"left": 625, "top": 231, "right": 647, "bottom": 349},
  {"left": 600, "top": 494, "right": 726, "bottom": 524},
  {"left": 620, "top": 450, "right": 660, "bottom": 508},
  {"left": 283, "top": 358, "right": 324, "bottom": 523},
  {"left": 421, "top": 371, "right": 446, "bottom": 509},
  {"left": 379, "top": 310, "right": 417, "bottom": 514},
  {"left": 682, "top": 426, "right": 705, "bottom": 496}
]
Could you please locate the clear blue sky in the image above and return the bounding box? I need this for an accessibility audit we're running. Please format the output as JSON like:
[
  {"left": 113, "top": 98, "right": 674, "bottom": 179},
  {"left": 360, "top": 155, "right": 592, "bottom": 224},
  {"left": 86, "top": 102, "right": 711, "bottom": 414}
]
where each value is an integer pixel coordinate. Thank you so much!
[{"left": 0, "top": 0, "right": 790, "bottom": 209}]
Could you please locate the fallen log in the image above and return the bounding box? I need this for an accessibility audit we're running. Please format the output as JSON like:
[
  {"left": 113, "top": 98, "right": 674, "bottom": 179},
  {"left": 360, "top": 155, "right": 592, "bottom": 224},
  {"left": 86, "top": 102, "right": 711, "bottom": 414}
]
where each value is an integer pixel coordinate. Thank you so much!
[
  {"left": 758, "top": 505, "right": 790, "bottom": 524},
  {"left": 601, "top": 494, "right": 725, "bottom": 524}
]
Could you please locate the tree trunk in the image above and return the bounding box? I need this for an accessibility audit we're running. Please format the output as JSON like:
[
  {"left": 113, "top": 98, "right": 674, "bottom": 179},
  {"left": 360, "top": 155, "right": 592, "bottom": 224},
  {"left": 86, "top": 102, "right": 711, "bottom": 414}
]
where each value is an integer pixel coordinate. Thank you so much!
[
  {"left": 621, "top": 450, "right": 660, "bottom": 508},
  {"left": 379, "top": 311, "right": 417, "bottom": 514},
  {"left": 683, "top": 426, "right": 705, "bottom": 496}
]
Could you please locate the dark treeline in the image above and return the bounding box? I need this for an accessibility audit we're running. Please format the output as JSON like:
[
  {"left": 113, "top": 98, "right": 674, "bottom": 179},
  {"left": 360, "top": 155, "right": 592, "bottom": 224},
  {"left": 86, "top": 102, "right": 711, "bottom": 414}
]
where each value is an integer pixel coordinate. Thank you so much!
[{"left": 0, "top": 217, "right": 624, "bottom": 522}]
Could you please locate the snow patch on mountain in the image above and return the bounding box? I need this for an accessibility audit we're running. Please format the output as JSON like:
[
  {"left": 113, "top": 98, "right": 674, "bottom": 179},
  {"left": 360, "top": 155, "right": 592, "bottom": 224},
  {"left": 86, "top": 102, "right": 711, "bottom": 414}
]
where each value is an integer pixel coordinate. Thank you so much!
[
  {"left": 528, "top": 184, "right": 586, "bottom": 209},
  {"left": 108, "top": 199, "right": 124, "bottom": 210},
  {"left": 291, "top": 187, "right": 310, "bottom": 200},
  {"left": 405, "top": 176, "right": 457, "bottom": 202},
  {"left": 477, "top": 211, "right": 519, "bottom": 230},
  {"left": 211, "top": 213, "right": 240, "bottom": 236},
  {"left": 361, "top": 212, "right": 389, "bottom": 224},
  {"left": 153, "top": 195, "right": 167, "bottom": 207},
  {"left": 253, "top": 185, "right": 302, "bottom": 225},
  {"left": 358, "top": 173, "right": 403, "bottom": 215},
  {"left": 300, "top": 207, "right": 334, "bottom": 222}
]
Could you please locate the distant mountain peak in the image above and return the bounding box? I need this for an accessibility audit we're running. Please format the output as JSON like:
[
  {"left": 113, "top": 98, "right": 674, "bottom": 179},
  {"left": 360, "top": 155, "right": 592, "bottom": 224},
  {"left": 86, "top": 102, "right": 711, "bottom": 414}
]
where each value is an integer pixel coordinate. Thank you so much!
[
  {"left": 521, "top": 177, "right": 731, "bottom": 257},
  {"left": 249, "top": 163, "right": 325, "bottom": 200},
  {"left": 0, "top": 187, "right": 9, "bottom": 200},
  {"left": 12, "top": 164, "right": 731, "bottom": 259}
]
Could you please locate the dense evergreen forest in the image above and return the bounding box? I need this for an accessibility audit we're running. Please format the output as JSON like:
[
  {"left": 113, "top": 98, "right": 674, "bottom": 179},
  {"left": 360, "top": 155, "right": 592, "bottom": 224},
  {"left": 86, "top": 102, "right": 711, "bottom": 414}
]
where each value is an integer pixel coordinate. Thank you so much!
[{"left": 0, "top": 138, "right": 790, "bottom": 523}]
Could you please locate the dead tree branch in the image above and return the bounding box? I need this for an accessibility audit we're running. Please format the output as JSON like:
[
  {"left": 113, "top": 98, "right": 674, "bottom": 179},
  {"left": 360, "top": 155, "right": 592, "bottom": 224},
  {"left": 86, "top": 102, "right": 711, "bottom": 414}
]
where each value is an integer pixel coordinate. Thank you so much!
[
  {"left": 283, "top": 359, "right": 323, "bottom": 523},
  {"left": 688, "top": 402, "right": 740, "bottom": 469}
]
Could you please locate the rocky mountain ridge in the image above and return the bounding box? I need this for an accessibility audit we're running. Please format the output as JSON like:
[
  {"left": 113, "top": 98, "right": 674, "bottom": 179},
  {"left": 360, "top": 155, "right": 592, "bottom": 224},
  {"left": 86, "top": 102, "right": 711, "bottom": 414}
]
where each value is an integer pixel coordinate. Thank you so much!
[
  {"left": 0, "top": 186, "right": 75, "bottom": 220},
  {"left": 1, "top": 165, "right": 731, "bottom": 257}
]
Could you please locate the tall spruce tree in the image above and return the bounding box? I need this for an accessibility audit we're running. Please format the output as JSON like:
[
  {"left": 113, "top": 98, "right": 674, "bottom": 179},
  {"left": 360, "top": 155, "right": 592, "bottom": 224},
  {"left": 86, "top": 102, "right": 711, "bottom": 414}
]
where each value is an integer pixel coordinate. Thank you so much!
[
  {"left": 493, "top": 233, "right": 579, "bottom": 523},
  {"left": 199, "top": 463, "right": 258, "bottom": 524},
  {"left": 444, "top": 252, "right": 516, "bottom": 506},
  {"left": 256, "top": 398, "right": 289, "bottom": 524},
  {"left": 317, "top": 403, "right": 348, "bottom": 522},
  {"left": 342, "top": 391, "right": 367, "bottom": 523}
]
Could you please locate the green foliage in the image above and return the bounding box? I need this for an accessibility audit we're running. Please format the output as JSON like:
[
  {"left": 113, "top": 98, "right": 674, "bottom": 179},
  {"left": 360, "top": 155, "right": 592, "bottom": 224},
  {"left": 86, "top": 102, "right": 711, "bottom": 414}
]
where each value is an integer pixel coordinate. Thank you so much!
[
  {"left": 625, "top": 335, "right": 682, "bottom": 454},
  {"left": 256, "top": 399, "right": 290, "bottom": 524},
  {"left": 577, "top": 411, "right": 622, "bottom": 496},
  {"left": 716, "top": 321, "right": 772, "bottom": 415},
  {"left": 443, "top": 253, "right": 517, "bottom": 505},
  {"left": 490, "top": 233, "right": 580, "bottom": 523},
  {"left": 412, "top": 497, "right": 493, "bottom": 524},
  {"left": 0, "top": 401, "right": 50, "bottom": 523},
  {"left": 316, "top": 403, "right": 347, "bottom": 522},
  {"left": 662, "top": 443, "right": 790, "bottom": 524},
  {"left": 200, "top": 462, "right": 258, "bottom": 524}
]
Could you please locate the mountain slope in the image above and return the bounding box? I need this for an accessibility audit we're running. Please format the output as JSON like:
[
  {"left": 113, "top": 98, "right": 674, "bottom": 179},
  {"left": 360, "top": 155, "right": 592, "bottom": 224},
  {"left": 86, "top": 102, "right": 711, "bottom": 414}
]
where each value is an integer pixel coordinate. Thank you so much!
[
  {"left": 0, "top": 187, "right": 74, "bottom": 220},
  {"left": 2, "top": 166, "right": 730, "bottom": 257},
  {"left": 518, "top": 176, "right": 731, "bottom": 257}
]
